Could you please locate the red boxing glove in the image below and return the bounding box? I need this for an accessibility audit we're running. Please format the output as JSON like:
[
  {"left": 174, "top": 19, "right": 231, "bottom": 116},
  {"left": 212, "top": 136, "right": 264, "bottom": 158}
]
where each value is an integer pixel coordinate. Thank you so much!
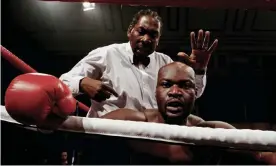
[{"left": 5, "top": 73, "right": 76, "bottom": 129}]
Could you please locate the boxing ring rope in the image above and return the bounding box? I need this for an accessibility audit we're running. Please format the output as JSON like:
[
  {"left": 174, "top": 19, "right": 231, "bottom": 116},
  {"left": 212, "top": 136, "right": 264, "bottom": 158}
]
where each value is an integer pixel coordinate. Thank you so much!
[
  {"left": 1, "top": 45, "right": 276, "bottom": 154},
  {"left": 0, "top": 45, "right": 90, "bottom": 112},
  {"left": 1, "top": 105, "right": 276, "bottom": 152}
]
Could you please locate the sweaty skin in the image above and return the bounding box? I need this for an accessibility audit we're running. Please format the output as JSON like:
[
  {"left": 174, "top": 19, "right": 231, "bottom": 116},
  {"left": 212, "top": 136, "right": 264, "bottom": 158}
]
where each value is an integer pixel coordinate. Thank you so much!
[
  {"left": 101, "top": 62, "right": 236, "bottom": 164},
  {"left": 101, "top": 62, "right": 271, "bottom": 164},
  {"left": 103, "top": 108, "right": 221, "bottom": 164}
]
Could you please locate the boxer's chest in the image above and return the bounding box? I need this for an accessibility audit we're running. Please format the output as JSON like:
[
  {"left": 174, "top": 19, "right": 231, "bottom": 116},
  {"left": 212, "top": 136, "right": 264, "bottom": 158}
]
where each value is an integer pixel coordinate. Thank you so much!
[
  {"left": 154, "top": 143, "right": 194, "bottom": 163},
  {"left": 129, "top": 141, "right": 194, "bottom": 164}
]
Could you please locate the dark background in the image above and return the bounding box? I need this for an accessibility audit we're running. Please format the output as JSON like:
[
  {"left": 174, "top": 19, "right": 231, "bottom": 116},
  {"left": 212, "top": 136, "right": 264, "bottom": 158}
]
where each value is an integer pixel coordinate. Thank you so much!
[{"left": 1, "top": 0, "right": 276, "bottom": 164}]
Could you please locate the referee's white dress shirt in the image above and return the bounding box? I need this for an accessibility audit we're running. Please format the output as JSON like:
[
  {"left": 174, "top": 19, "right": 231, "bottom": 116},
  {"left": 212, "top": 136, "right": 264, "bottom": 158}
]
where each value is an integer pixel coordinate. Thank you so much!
[{"left": 60, "top": 42, "right": 206, "bottom": 117}]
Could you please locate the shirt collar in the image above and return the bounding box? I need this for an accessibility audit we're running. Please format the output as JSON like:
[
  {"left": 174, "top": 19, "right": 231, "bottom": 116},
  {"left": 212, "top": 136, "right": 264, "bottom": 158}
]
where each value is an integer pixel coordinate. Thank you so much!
[{"left": 125, "top": 41, "right": 155, "bottom": 66}]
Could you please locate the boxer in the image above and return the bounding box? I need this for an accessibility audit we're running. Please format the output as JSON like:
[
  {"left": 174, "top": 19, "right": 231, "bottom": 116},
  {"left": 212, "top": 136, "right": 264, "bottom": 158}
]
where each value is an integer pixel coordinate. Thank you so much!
[{"left": 100, "top": 62, "right": 272, "bottom": 164}]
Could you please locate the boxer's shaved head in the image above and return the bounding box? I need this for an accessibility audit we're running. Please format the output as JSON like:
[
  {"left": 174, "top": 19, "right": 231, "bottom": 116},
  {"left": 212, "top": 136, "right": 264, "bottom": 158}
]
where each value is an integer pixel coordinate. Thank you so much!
[
  {"left": 156, "top": 62, "right": 196, "bottom": 125},
  {"left": 158, "top": 62, "right": 195, "bottom": 81}
]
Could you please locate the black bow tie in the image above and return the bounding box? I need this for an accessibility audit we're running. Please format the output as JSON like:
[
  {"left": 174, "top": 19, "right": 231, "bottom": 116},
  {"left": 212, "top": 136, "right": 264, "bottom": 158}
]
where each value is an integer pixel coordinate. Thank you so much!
[{"left": 132, "top": 55, "right": 150, "bottom": 67}]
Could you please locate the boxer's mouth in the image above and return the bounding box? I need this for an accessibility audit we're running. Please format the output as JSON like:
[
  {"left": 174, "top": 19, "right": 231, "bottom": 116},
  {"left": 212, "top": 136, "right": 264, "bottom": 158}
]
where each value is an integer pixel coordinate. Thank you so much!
[{"left": 166, "top": 100, "right": 184, "bottom": 112}]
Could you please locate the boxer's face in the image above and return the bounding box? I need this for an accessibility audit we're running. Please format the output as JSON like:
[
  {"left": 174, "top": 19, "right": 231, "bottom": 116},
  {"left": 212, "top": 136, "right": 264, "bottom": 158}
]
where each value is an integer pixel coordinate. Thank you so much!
[
  {"left": 156, "top": 63, "right": 196, "bottom": 123},
  {"left": 128, "top": 15, "right": 161, "bottom": 57}
]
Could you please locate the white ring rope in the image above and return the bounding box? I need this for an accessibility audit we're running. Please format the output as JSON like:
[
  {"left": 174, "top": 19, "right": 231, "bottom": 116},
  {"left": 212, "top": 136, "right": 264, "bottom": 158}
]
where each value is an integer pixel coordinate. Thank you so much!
[{"left": 1, "top": 105, "right": 276, "bottom": 151}]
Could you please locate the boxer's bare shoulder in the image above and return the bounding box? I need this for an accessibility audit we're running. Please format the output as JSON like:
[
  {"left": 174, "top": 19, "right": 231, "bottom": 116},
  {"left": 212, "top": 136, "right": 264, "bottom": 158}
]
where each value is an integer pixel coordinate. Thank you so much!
[
  {"left": 187, "top": 114, "right": 205, "bottom": 126},
  {"left": 101, "top": 108, "right": 147, "bottom": 122},
  {"left": 143, "top": 109, "right": 163, "bottom": 123},
  {"left": 187, "top": 114, "right": 235, "bottom": 129}
]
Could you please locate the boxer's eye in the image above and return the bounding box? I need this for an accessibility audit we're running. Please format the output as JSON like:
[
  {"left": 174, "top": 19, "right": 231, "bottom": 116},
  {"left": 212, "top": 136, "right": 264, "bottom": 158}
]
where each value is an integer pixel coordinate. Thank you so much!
[
  {"left": 161, "top": 81, "right": 172, "bottom": 88},
  {"left": 179, "top": 81, "right": 195, "bottom": 89}
]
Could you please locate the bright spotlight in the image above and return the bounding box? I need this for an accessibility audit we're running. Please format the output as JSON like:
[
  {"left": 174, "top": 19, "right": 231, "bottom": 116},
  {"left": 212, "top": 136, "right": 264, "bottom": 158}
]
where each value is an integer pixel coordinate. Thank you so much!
[{"left": 82, "top": 2, "right": 95, "bottom": 11}]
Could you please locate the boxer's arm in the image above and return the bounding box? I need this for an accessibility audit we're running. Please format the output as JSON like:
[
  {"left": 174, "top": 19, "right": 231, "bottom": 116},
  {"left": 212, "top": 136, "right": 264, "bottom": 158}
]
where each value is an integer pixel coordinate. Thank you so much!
[
  {"left": 101, "top": 108, "right": 147, "bottom": 122},
  {"left": 197, "top": 121, "right": 236, "bottom": 129},
  {"left": 59, "top": 48, "right": 108, "bottom": 96},
  {"left": 218, "top": 149, "right": 273, "bottom": 165},
  {"left": 187, "top": 114, "right": 205, "bottom": 126},
  {"left": 195, "top": 121, "right": 261, "bottom": 164},
  {"left": 197, "top": 121, "right": 275, "bottom": 164}
]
